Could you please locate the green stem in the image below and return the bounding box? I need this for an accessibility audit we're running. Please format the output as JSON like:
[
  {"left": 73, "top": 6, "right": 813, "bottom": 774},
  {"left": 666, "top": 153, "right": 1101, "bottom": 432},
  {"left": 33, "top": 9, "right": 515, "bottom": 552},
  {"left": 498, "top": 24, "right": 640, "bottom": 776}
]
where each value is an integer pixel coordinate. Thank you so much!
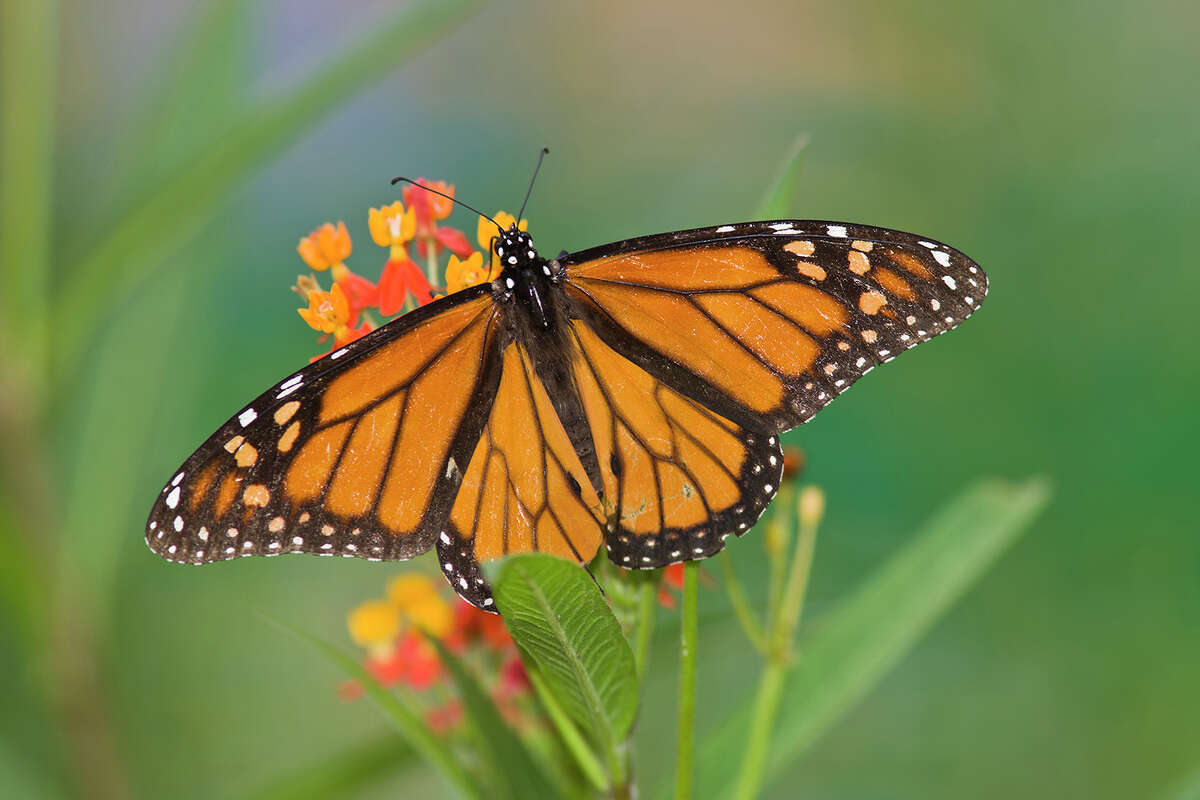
[
  {"left": 674, "top": 561, "right": 700, "bottom": 800},
  {"left": 634, "top": 579, "right": 657, "bottom": 679},
  {"left": 732, "top": 490, "right": 821, "bottom": 800},
  {"left": 718, "top": 551, "right": 768, "bottom": 655},
  {"left": 527, "top": 663, "right": 610, "bottom": 794}
]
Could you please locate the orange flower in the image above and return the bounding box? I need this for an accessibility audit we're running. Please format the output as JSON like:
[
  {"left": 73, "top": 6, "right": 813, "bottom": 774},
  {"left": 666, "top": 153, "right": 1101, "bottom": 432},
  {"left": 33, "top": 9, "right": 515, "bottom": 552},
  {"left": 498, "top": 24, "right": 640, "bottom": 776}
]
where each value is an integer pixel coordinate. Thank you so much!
[
  {"left": 387, "top": 574, "right": 453, "bottom": 639},
  {"left": 298, "top": 284, "right": 350, "bottom": 335},
  {"left": 298, "top": 221, "right": 352, "bottom": 274},
  {"left": 368, "top": 201, "right": 417, "bottom": 260},
  {"left": 299, "top": 284, "right": 372, "bottom": 361},
  {"left": 444, "top": 251, "right": 494, "bottom": 294},
  {"left": 347, "top": 600, "right": 401, "bottom": 651}
]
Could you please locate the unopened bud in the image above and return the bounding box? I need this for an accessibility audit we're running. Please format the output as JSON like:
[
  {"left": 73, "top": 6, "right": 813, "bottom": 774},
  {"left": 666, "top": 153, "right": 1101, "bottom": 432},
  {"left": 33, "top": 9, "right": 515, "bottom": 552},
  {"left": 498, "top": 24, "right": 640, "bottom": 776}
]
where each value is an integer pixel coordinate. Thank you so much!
[{"left": 798, "top": 486, "right": 826, "bottom": 528}]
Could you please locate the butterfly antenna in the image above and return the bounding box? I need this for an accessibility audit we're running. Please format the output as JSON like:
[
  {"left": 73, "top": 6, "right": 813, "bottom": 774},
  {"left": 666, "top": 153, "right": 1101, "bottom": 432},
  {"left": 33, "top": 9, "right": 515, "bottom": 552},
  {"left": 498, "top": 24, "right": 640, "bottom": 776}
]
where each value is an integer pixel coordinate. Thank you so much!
[
  {"left": 517, "top": 146, "right": 550, "bottom": 222},
  {"left": 391, "top": 176, "right": 502, "bottom": 230}
]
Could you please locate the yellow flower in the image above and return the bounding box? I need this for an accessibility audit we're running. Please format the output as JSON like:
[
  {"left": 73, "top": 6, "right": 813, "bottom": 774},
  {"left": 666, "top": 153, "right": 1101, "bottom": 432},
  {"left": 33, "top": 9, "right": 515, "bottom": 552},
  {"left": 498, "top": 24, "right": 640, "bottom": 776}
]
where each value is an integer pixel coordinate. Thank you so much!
[
  {"left": 297, "top": 283, "right": 350, "bottom": 335},
  {"left": 388, "top": 575, "right": 453, "bottom": 639},
  {"left": 444, "top": 251, "right": 494, "bottom": 294},
  {"left": 368, "top": 201, "right": 417, "bottom": 260},
  {"left": 477, "top": 211, "right": 528, "bottom": 273},
  {"left": 348, "top": 600, "right": 400, "bottom": 649},
  {"left": 298, "top": 221, "right": 352, "bottom": 271}
]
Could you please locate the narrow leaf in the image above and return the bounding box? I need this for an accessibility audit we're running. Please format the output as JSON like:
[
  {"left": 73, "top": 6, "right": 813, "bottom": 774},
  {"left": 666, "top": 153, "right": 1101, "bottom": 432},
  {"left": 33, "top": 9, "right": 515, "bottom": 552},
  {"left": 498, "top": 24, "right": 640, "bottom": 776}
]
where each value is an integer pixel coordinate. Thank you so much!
[
  {"left": 490, "top": 554, "right": 639, "bottom": 749},
  {"left": 53, "top": 0, "right": 487, "bottom": 380},
  {"left": 754, "top": 134, "right": 810, "bottom": 220},
  {"left": 276, "top": 621, "right": 485, "bottom": 800},
  {"left": 240, "top": 734, "right": 414, "bottom": 800},
  {"left": 429, "top": 638, "right": 563, "bottom": 800},
  {"left": 693, "top": 478, "right": 1050, "bottom": 799}
]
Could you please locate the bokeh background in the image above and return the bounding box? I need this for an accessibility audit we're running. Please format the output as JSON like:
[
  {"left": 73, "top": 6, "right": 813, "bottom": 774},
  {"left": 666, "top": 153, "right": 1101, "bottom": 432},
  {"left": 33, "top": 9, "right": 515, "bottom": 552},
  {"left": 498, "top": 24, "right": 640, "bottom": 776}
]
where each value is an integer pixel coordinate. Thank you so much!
[{"left": 1, "top": 0, "right": 1197, "bottom": 797}]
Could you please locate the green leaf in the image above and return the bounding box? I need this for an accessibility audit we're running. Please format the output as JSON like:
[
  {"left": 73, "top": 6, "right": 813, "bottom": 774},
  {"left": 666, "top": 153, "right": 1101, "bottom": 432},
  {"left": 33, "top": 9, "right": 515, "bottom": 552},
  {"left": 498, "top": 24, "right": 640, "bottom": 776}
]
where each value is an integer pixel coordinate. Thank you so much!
[
  {"left": 239, "top": 734, "right": 414, "bottom": 800},
  {"left": 754, "top": 134, "right": 810, "bottom": 219},
  {"left": 428, "top": 638, "right": 564, "bottom": 800},
  {"left": 490, "top": 554, "right": 639, "bottom": 750},
  {"left": 53, "top": 0, "right": 488, "bottom": 381},
  {"left": 276, "top": 621, "right": 486, "bottom": 800},
  {"left": 694, "top": 478, "right": 1050, "bottom": 799}
]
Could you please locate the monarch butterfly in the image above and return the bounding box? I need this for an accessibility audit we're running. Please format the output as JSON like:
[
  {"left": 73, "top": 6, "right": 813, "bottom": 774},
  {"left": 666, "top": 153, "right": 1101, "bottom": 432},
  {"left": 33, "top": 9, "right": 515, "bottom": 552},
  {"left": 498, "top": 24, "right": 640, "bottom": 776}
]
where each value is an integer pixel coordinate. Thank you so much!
[{"left": 145, "top": 172, "right": 986, "bottom": 611}]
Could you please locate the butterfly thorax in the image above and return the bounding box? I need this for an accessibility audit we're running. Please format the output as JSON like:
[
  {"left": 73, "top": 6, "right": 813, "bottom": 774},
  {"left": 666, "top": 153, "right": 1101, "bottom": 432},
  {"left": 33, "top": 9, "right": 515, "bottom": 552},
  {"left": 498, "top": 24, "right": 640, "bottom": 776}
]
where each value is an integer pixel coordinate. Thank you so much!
[{"left": 491, "top": 226, "right": 561, "bottom": 333}]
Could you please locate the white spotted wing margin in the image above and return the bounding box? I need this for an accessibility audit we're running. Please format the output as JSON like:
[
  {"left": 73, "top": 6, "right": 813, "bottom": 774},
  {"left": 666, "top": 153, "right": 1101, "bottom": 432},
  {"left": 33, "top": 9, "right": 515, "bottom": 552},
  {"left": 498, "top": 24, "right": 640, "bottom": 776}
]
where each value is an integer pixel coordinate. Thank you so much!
[{"left": 144, "top": 284, "right": 502, "bottom": 568}]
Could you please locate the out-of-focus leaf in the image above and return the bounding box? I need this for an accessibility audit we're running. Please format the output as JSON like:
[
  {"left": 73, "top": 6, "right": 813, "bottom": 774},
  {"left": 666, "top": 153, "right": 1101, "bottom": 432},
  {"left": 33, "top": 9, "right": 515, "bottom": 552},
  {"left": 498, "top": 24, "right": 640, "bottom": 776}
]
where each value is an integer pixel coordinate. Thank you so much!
[
  {"left": 754, "top": 134, "right": 810, "bottom": 219},
  {"left": 429, "top": 638, "right": 564, "bottom": 800},
  {"left": 1162, "top": 763, "right": 1200, "bottom": 800},
  {"left": 490, "top": 554, "right": 639, "bottom": 749},
  {"left": 239, "top": 734, "right": 414, "bottom": 800},
  {"left": 53, "top": 0, "right": 488, "bottom": 380},
  {"left": 279, "top": 622, "right": 485, "bottom": 800},
  {"left": 693, "top": 478, "right": 1050, "bottom": 799}
]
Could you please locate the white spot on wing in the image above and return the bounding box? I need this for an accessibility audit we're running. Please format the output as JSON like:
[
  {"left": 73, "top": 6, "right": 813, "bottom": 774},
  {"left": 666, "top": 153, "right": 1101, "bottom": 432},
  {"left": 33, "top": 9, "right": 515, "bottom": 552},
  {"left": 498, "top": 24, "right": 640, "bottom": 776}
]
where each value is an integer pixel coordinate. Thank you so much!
[
  {"left": 942, "top": 274, "right": 957, "bottom": 290},
  {"left": 933, "top": 250, "right": 952, "bottom": 268},
  {"left": 166, "top": 486, "right": 180, "bottom": 509},
  {"left": 238, "top": 408, "right": 257, "bottom": 427},
  {"left": 826, "top": 225, "right": 847, "bottom": 238},
  {"left": 715, "top": 225, "right": 735, "bottom": 233}
]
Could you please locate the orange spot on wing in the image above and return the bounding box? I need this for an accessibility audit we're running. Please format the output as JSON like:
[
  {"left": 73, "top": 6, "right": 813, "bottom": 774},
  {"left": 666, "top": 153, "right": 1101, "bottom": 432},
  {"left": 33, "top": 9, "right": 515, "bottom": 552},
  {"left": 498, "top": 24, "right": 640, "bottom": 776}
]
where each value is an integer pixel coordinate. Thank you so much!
[
  {"left": 859, "top": 291, "right": 888, "bottom": 315},
  {"left": 872, "top": 267, "right": 917, "bottom": 301},
  {"left": 888, "top": 248, "right": 934, "bottom": 280}
]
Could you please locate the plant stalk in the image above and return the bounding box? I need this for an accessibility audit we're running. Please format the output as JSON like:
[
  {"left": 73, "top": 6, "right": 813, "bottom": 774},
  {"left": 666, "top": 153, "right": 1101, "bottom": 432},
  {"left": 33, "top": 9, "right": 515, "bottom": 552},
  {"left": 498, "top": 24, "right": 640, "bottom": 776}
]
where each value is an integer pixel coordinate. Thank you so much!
[{"left": 674, "top": 561, "right": 700, "bottom": 800}]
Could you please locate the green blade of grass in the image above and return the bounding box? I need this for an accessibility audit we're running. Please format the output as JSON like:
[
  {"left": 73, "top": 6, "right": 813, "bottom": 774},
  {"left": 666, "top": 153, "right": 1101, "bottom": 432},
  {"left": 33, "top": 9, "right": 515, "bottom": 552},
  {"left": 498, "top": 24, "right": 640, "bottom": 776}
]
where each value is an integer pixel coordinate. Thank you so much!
[
  {"left": 239, "top": 734, "right": 415, "bottom": 800},
  {"left": 0, "top": 0, "right": 57, "bottom": 385},
  {"left": 428, "top": 638, "right": 564, "bottom": 800},
  {"left": 52, "top": 0, "right": 487, "bottom": 381},
  {"left": 754, "top": 134, "right": 810, "bottom": 220},
  {"left": 277, "top": 621, "right": 485, "bottom": 800},
  {"left": 689, "top": 477, "right": 1050, "bottom": 799}
]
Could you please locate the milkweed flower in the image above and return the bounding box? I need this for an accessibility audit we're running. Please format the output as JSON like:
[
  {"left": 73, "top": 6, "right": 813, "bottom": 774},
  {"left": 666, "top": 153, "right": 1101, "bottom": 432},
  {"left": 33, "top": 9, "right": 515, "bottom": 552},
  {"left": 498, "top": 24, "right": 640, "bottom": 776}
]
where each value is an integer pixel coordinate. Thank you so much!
[
  {"left": 297, "top": 284, "right": 371, "bottom": 360},
  {"left": 298, "top": 221, "right": 353, "bottom": 276},
  {"left": 444, "top": 252, "right": 492, "bottom": 294},
  {"left": 377, "top": 258, "right": 433, "bottom": 315},
  {"left": 657, "top": 562, "right": 686, "bottom": 608},
  {"left": 388, "top": 574, "right": 454, "bottom": 639},
  {"left": 403, "top": 179, "right": 473, "bottom": 259},
  {"left": 368, "top": 201, "right": 417, "bottom": 257},
  {"left": 347, "top": 600, "right": 401, "bottom": 653}
]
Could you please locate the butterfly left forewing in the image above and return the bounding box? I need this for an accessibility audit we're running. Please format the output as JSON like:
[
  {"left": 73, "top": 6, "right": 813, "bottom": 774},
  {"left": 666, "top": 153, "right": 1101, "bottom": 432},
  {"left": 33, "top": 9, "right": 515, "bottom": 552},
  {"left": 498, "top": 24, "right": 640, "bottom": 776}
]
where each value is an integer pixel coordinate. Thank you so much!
[
  {"left": 561, "top": 220, "right": 986, "bottom": 433},
  {"left": 146, "top": 288, "right": 502, "bottom": 566}
]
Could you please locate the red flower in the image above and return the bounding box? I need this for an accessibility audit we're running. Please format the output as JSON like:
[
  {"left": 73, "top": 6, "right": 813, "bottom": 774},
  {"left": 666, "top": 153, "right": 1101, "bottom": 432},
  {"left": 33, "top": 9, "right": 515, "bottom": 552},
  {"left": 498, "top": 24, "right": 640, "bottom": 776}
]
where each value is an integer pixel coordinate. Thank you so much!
[
  {"left": 336, "top": 273, "right": 379, "bottom": 327},
  {"left": 499, "top": 655, "right": 530, "bottom": 695},
  {"left": 446, "top": 598, "right": 512, "bottom": 652},
  {"left": 434, "top": 226, "right": 474, "bottom": 258},
  {"left": 658, "top": 563, "right": 686, "bottom": 608},
  {"left": 426, "top": 699, "right": 463, "bottom": 734},
  {"left": 378, "top": 258, "right": 434, "bottom": 315}
]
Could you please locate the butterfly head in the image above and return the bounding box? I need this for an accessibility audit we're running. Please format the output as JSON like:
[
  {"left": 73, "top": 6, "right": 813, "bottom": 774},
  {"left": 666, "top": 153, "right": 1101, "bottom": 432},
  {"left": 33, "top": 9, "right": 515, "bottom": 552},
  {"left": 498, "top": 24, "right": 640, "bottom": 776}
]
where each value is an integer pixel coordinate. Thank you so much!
[{"left": 493, "top": 226, "right": 540, "bottom": 275}]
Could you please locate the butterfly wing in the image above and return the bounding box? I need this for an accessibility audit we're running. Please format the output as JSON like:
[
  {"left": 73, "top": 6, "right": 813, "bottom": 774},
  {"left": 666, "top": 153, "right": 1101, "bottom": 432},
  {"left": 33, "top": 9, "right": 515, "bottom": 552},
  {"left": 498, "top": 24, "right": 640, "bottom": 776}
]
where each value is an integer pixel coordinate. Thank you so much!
[
  {"left": 568, "top": 322, "right": 784, "bottom": 568},
  {"left": 560, "top": 220, "right": 986, "bottom": 433},
  {"left": 145, "top": 286, "right": 503, "bottom": 566},
  {"left": 438, "top": 341, "right": 606, "bottom": 608}
]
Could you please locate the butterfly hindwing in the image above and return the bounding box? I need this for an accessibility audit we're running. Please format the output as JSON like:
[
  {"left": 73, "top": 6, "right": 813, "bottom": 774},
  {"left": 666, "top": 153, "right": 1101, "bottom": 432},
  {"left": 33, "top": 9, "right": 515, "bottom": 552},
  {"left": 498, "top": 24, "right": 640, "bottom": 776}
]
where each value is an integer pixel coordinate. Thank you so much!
[
  {"left": 438, "top": 341, "right": 605, "bottom": 608},
  {"left": 145, "top": 287, "right": 502, "bottom": 566},
  {"left": 568, "top": 322, "right": 785, "bottom": 568},
  {"left": 561, "top": 220, "right": 986, "bottom": 433}
]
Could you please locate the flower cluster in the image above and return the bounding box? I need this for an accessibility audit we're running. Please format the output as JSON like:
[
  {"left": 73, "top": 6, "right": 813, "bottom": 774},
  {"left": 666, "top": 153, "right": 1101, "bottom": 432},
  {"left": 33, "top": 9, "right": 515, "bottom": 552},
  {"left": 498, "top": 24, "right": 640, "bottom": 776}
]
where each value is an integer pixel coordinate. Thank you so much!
[
  {"left": 341, "top": 574, "right": 531, "bottom": 732},
  {"left": 293, "top": 180, "right": 526, "bottom": 361}
]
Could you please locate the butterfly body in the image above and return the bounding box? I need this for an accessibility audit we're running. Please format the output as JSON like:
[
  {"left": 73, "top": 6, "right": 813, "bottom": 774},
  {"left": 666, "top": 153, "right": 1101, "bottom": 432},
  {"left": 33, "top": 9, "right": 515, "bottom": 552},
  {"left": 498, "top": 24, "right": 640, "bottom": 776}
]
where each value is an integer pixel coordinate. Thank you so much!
[{"left": 147, "top": 219, "right": 987, "bottom": 610}]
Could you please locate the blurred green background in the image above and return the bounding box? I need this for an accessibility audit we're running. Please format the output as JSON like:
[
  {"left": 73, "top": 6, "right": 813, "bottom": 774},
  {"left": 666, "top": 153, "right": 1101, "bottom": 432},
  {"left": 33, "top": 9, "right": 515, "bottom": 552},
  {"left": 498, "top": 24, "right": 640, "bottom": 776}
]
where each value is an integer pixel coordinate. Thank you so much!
[{"left": 1, "top": 0, "right": 1197, "bottom": 797}]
